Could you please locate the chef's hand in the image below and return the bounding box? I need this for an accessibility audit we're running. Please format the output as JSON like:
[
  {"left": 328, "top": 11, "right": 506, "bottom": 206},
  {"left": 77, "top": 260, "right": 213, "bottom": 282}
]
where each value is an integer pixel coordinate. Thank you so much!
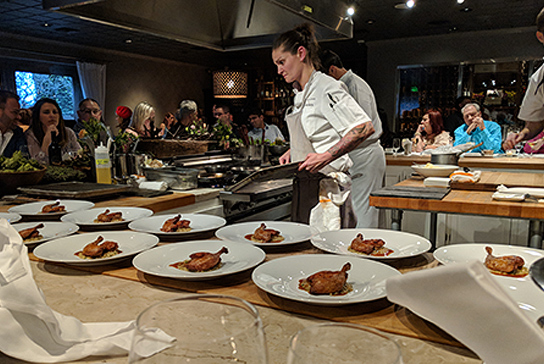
[
  {"left": 502, "top": 131, "right": 526, "bottom": 150},
  {"left": 298, "top": 152, "right": 333, "bottom": 173},
  {"left": 279, "top": 149, "right": 291, "bottom": 165}
]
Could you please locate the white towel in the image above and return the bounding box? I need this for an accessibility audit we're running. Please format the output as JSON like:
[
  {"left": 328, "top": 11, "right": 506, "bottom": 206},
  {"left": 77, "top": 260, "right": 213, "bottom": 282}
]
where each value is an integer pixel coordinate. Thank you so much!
[
  {"left": 386, "top": 260, "right": 544, "bottom": 364},
  {"left": 0, "top": 218, "right": 135, "bottom": 363},
  {"left": 309, "top": 172, "right": 351, "bottom": 233}
]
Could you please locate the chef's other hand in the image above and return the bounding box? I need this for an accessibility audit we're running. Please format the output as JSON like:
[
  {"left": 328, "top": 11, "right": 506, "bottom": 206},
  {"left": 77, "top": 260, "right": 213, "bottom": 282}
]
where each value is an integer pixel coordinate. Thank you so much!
[
  {"left": 279, "top": 149, "right": 291, "bottom": 165},
  {"left": 298, "top": 152, "right": 333, "bottom": 173},
  {"left": 503, "top": 131, "right": 525, "bottom": 150}
]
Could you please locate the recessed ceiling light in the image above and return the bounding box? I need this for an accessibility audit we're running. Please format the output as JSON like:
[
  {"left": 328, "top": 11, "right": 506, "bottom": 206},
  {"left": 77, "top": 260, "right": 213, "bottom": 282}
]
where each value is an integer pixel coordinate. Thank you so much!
[
  {"left": 367, "top": 19, "right": 375, "bottom": 25},
  {"left": 406, "top": 0, "right": 415, "bottom": 8},
  {"left": 43, "top": 22, "right": 50, "bottom": 27},
  {"left": 125, "top": 39, "right": 133, "bottom": 44},
  {"left": 461, "top": 7, "right": 472, "bottom": 12},
  {"left": 347, "top": 7, "right": 355, "bottom": 16},
  {"left": 457, "top": 0, "right": 465, "bottom": 4}
]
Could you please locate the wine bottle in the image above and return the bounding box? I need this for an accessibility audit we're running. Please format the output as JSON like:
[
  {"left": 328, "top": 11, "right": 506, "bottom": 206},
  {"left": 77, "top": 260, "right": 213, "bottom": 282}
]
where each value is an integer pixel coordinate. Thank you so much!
[{"left": 48, "top": 131, "right": 62, "bottom": 165}]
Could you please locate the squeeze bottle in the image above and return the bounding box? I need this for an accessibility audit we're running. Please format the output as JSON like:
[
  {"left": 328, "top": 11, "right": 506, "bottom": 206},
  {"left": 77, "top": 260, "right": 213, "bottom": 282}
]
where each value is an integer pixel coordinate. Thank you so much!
[{"left": 95, "top": 142, "right": 112, "bottom": 184}]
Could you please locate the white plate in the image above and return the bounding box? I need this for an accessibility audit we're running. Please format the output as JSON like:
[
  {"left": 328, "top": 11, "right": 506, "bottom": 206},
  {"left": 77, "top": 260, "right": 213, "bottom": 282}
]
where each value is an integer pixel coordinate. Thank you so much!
[
  {"left": 133, "top": 240, "right": 266, "bottom": 281},
  {"left": 13, "top": 221, "right": 79, "bottom": 245},
  {"left": 411, "top": 164, "right": 459, "bottom": 178},
  {"left": 33, "top": 231, "right": 159, "bottom": 266},
  {"left": 61, "top": 207, "right": 153, "bottom": 227},
  {"left": 128, "top": 214, "right": 226, "bottom": 238},
  {"left": 311, "top": 228, "right": 432, "bottom": 259},
  {"left": 9, "top": 200, "right": 95, "bottom": 216},
  {"left": 215, "top": 221, "right": 312, "bottom": 247},
  {"left": 0, "top": 212, "right": 22, "bottom": 223},
  {"left": 434, "top": 243, "right": 544, "bottom": 321},
  {"left": 251, "top": 254, "right": 401, "bottom": 305}
]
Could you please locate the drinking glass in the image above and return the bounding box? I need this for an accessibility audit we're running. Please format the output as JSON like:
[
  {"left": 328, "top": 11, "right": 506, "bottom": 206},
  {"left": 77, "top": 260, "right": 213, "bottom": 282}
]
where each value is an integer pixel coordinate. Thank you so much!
[
  {"left": 514, "top": 142, "right": 524, "bottom": 156},
  {"left": 128, "top": 294, "right": 269, "bottom": 363},
  {"left": 392, "top": 138, "right": 401, "bottom": 156},
  {"left": 286, "top": 323, "right": 402, "bottom": 364}
]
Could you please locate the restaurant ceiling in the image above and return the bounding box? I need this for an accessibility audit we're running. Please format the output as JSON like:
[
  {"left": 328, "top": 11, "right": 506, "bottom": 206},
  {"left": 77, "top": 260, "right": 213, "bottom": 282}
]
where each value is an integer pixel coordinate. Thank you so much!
[{"left": 0, "top": 0, "right": 541, "bottom": 67}]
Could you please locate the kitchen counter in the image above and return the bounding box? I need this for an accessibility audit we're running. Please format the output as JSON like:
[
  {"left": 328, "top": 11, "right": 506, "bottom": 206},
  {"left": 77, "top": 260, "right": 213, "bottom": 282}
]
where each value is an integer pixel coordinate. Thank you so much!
[{"left": 386, "top": 154, "right": 544, "bottom": 170}]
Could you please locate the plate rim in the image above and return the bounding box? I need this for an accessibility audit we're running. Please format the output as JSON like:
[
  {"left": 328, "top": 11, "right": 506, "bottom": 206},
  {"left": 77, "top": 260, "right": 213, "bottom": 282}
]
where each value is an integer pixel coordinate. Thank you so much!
[
  {"left": 215, "top": 221, "right": 312, "bottom": 247},
  {"left": 310, "top": 228, "right": 432, "bottom": 259},
  {"left": 8, "top": 199, "right": 95, "bottom": 216},
  {"left": 251, "top": 254, "right": 401, "bottom": 305},
  {"left": 128, "top": 213, "right": 227, "bottom": 235},
  {"left": 33, "top": 230, "right": 159, "bottom": 265},
  {"left": 132, "top": 239, "right": 266, "bottom": 280},
  {"left": 60, "top": 206, "right": 154, "bottom": 226}
]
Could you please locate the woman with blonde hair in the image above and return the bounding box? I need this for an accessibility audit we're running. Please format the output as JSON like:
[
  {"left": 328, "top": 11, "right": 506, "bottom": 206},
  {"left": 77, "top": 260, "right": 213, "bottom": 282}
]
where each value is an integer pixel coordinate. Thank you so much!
[{"left": 125, "top": 101, "right": 157, "bottom": 138}]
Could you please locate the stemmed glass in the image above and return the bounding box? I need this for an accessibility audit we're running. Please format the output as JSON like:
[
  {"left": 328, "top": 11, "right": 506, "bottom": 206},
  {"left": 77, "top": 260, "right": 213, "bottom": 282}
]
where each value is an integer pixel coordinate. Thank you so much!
[
  {"left": 514, "top": 141, "right": 524, "bottom": 156},
  {"left": 128, "top": 294, "right": 269, "bottom": 363},
  {"left": 392, "top": 138, "right": 401, "bottom": 157},
  {"left": 286, "top": 323, "right": 402, "bottom": 364}
]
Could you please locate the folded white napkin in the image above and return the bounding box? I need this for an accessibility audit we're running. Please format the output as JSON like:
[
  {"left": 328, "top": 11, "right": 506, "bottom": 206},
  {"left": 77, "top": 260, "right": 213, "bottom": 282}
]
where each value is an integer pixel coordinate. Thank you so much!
[
  {"left": 387, "top": 260, "right": 544, "bottom": 364},
  {"left": 0, "top": 218, "right": 135, "bottom": 363},
  {"left": 138, "top": 181, "right": 168, "bottom": 191},
  {"left": 423, "top": 177, "right": 450, "bottom": 188},
  {"left": 496, "top": 184, "right": 544, "bottom": 198},
  {"left": 450, "top": 170, "right": 481, "bottom": 183}
]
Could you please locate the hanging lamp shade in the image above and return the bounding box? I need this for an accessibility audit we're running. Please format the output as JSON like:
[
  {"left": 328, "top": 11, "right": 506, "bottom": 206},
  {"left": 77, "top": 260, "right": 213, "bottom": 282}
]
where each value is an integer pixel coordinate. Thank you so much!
[{"left": 213, "top": 70, "right": 248, "bottom": 99}]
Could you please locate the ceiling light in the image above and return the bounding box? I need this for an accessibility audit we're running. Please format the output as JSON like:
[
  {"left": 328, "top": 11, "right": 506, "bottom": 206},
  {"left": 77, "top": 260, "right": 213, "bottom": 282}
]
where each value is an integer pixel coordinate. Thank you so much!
[
  {"left": 406, "top": 0, "right": 415, "bottom": 8},
  {"left": 213, "top": 70, "right": 248, "bottom": 99},
  {"left": 461, "top": 7, "right": 472, "bottom": 12},
  {"left": 457, "top": 0, "right": 465, "bottom": 4},
  {"left": 125, "top": 39, "right": 133, "bottom": 44},
  {"left": 43, "top": 22, "right": 50, "bottom": 27},
  {"left": 347, "top": 7, "right": 355, "bottom": 16},
  {"left": 367, "top": 19, "right": 375, "bottom": 25}
]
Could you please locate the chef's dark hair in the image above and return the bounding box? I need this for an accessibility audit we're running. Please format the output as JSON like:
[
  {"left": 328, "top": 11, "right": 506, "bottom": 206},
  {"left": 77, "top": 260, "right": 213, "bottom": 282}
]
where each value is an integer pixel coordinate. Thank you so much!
[
  {"left": 537, "top": 6, "right": 544, "bottom": 33},
  {"left": 31, "top": 97, "right": 69, "bottom": 147},
  {"left": 273, "top": 23, "right": 321, "bottom": 70},
  {"left": 321, "top": 50, "right": 344, "bottom": 72}
]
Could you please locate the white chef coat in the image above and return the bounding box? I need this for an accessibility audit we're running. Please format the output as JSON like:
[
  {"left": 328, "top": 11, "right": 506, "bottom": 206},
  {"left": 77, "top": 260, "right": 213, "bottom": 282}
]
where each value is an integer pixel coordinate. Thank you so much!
[
  {"left": 247, "top": 123, "right": 285, "bottom": 143},
  {"left": 518, "top": 63, "right": 544, "bottom": 122},
  {"left": 339, "top": 70, "right": 383, "bottom": 147},
  {"left": 338, "top": 71, "right": 385, "bottom": 228},
  {"left": 291, "top": 71, "right": 371, "bottom": 173}
]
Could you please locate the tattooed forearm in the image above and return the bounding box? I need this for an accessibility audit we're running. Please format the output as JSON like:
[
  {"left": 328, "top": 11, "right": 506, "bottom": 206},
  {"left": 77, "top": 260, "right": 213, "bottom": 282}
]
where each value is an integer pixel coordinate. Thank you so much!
[{"left": 327, "top": 122, "right": 374, "bottom": 158}]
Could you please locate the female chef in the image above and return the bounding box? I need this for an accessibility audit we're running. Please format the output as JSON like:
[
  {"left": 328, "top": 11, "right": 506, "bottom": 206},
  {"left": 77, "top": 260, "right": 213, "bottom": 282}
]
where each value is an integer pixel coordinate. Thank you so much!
[{"left": 272, "top": 23, "right": 377, "bottom": 226}]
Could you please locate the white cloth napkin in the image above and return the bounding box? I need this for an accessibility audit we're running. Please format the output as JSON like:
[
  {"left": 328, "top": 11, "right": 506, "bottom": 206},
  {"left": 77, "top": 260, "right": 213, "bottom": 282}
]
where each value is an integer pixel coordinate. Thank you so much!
[
  {"left": 423, "top": 177, "right": 450, "bottom": 188},
  {"left": 387, "top": 260, "right": 544, "bottom": 364},
  {"left": 450, "top": 170, "right": 481, "bottom": 183},
  {"left": 0, "top": 218, "right": 135, "bottom": 363},
  {"left": 496, "top": 184, "right": 544, "bottom": 198},
  {"left": 309, "top": 172, "right": 351, "bottom": 233},
  {"left": 138, "top": 181, "right": 168, "bottom": 191}
]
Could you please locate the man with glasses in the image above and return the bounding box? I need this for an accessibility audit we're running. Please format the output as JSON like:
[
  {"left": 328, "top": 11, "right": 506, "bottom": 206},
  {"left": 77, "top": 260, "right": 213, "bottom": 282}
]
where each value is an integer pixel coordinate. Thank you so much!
[
  {"left": 0, "top": 90, "right": 28, "bottom": 157},
  {"left": 247, "top": 107, "right": 284, "bottom": 144},
  {"left": 74, "top": 98, "right": 112, "bottom": 144}
]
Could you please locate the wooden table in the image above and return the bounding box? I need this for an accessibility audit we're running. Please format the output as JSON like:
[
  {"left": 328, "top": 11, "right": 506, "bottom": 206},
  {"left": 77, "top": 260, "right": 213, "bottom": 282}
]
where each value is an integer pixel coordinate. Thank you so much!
[{"left": 370, "top": 174, "right": 544, "bottom": 249}]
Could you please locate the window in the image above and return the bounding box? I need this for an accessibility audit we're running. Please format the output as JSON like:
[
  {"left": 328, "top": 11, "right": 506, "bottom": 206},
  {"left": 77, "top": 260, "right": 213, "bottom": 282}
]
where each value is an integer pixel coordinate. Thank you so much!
[{"left": 15, "top": 71, "right": 75, "bottom": 120}]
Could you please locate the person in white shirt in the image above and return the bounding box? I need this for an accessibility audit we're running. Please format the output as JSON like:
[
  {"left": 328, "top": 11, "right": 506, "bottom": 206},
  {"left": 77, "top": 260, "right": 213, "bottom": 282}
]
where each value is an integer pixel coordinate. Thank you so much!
[
  {"left": 0, "top": 90, "right": 27, "bottom": 157},
  {"left": 272, "top": 24, "right": 376, "bottom": 225},
  {"left": 246, "top": 107, "right": 285, "bottom": 144},
  {"left": 503, "top": 6, "right": 544, "bottom": 152},
  {"left": 321, "top": 49, "right": 385, "bottom": 228}
]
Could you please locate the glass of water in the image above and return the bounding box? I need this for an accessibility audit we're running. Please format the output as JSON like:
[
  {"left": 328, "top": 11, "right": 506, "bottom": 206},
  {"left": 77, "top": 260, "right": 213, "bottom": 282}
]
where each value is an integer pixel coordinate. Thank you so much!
[{"left": 392, "top": 138, "right": 401, "bottom": 156}]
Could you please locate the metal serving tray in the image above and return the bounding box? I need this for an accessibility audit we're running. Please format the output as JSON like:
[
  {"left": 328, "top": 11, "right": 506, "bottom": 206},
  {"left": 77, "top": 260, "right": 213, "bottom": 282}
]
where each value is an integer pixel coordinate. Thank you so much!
[{"left": 18, "top": 182, "right": 132, "bottom": 199}]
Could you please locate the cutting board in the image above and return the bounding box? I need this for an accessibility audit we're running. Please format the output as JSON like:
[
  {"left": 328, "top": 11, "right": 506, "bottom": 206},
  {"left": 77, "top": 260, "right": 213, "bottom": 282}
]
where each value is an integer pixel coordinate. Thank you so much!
[
  {"left": 371, "top": 186, "right": 450, "bottom": 200},
  {"left": 450, "top": 171, "right": 544, "bottom": 191}
]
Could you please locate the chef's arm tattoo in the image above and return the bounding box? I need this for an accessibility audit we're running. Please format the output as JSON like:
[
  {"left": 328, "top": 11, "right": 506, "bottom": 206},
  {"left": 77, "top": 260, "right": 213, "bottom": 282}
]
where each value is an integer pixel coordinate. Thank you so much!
[{"left": 327, "top": 122, "right": 375, "bottom": 158}]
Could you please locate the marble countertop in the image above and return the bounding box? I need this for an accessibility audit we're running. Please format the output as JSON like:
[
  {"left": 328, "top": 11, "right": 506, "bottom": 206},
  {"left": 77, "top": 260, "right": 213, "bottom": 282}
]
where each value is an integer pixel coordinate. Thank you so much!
[{"left": 0, "top": 260, "right": 482, "bottom": 364}]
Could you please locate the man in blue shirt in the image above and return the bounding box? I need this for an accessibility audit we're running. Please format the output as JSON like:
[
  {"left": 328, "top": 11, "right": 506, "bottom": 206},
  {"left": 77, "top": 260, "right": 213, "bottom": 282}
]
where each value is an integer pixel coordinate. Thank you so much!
[{"left": 454, "top": 103, "right": 502, "bottom": 153}]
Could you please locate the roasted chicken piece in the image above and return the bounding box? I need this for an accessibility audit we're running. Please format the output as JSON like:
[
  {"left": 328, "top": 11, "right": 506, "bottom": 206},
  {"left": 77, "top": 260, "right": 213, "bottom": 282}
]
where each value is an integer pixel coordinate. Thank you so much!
[
  {"left": 484, "top": 246, "right": 525, "bottom": 274},
  {"left": 81, "top": 236, "right": 120, "bottom": 258},
  {"left": 41, "top": 201, "right": 65, "bottom": 213},
  {"left": 19, "top": 223, "right": 44, "bottom": 240},
  {"left": 303, "top": 262, "right": 351, "bottom": 295},
  {"left": 253, "top": 223, "right": 280, "bottom": 243},
  {"left": 349, "top": 233, "right": 385, "bottom": 254},
  {"left": 95, "top": 209, "right": 123, "bottom": 222},
  {"left": 160, "top": 215, "right": 191, "bottom": 232},
  {"left": 184, "top": 247, "right": 229, "bottom": 272}
]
